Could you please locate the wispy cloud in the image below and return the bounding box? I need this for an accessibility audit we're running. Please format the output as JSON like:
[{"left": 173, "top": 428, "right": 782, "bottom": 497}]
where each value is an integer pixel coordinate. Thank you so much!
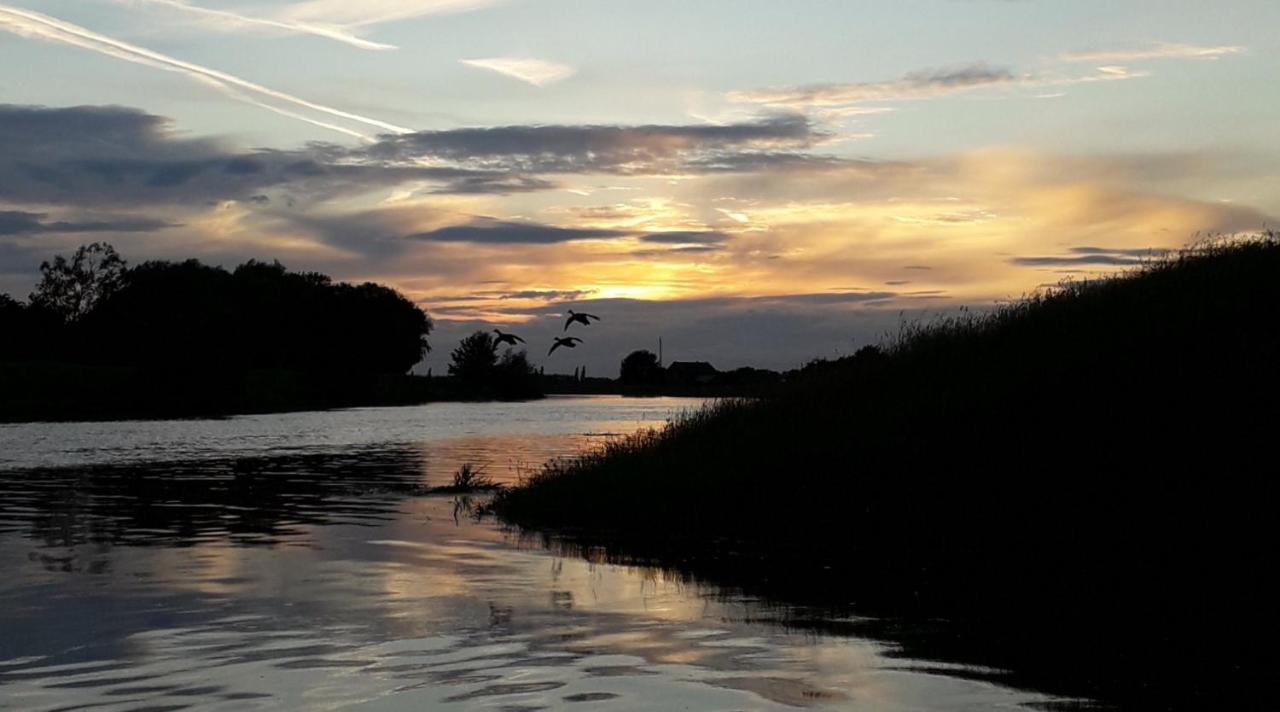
[
  {"left": 730, "top": 43, "right": 1244, "bottom": 116},
  {"left": 0, "top": 4, "right": 410, "bottom": 139},
  {"left": 409, "top": 219, "right": 626, "bottom": 244},
  {"left": 0, "top": 210, "right": 175, "bottom": 235},
  {"left": 1050, "top": 65, "right": 1151, "bottom": 86},
  {"left": 730, "top": 62, "right": 1158, "bottom": 115},
  {"left": 1060, "top": 43, "right": 1245, "bottom": 64},
  {"left": 729, "top": 64, "right": 1020, "bottom": 109},
  {"left": 359, "top": 115, "right": 826, "bottom": 174},
  {"left": 460, "top": 57, "right": 577, "bottom": 87}
]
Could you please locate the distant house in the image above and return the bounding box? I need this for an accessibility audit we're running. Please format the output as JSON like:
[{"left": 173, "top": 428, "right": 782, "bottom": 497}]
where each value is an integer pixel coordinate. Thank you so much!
[{"left": 666, "top": 360, "right": 718, "bottom": 385}]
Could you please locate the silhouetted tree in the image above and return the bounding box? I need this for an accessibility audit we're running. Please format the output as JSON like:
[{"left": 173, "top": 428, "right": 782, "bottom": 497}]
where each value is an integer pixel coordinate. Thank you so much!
[
  {"left": 85, "top": 258, "right": 236, "bottom": 369},
  {"left": 620, "top": 349, "right": 664, "bottom": 385},
  {"left": 77, "top": 256, "right": 431, "bottom": 374},
  {"left": 1, "top": 293, "right": 67, "bottom": 361},
  {"left": 493, "top": 348, "right": 540, "bottom": 399},
  {"left": 30, "top": 243, "right": 126, "bottom": 322},
  {"left": 0, "top": 294, "right": 27, "bottom": 360},
  {"left": 449, "top": 331, "right": 498, "bottom": 384},
  {"left": 0, "top": 293, "right": 22, "bottom": 324},
  {"left": 4, "top": 246, "right": 437, "bottom": 419}
]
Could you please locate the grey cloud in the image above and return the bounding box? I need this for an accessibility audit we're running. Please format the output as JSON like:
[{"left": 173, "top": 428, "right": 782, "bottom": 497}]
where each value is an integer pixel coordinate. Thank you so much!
[
  {"left": 1012, "top": 255, "right": 1143, "bottom": 267},
  {"left": 637, "top": 231, "right": 730, "bottom": 245},
  {"left": 1013, "top": 245, "right": 1173, "bottom": 267},
  {"left": 683, "top": 151, "right": 852, "bottom": 173},
  {"left": 0, "top": 210, "right": 175, "bottom": 235},
  {"left": 408, "top": 223, "right": 740, "bottom": 248},
  {"left": 506, "top": 291, "right": 901, "bottom": 315},
  {"left": 498, "top": 289, "right": 597, "bottom": 301},
  {"left": 357, "top": 115, "right": 829, "bottom": 175},
  {"left": 426, "top": 288, "right": 600, "bottom": 303},
  {"left": 432, "top": 175, "right": 560, "bottom": 194},
  {"left": 408, "top": 220, "right": 628, "bottom": 244},
  {"left": 1, "top": 105, "right": 851, "bottom": 212},
  {"left": 0, "top": 104, "right": 522, "bottom": 208},
  {"left": 1069, "top": 246, "right": 1171, "bottom": 257}
]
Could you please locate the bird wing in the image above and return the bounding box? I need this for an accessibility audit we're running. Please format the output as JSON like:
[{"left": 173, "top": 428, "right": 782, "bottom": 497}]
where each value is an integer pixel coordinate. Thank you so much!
[
  {"left": 584, "top": 313, "right": 600, "bottom": 320},
  {"left": 514, "top": 334, "right": 526, "bottom": 343},
  {"left": 548, "top": 342, "right": 560, "bottom": 355},
  {"left": 563, "top": 316, "right": 573, "bottom": 331}
]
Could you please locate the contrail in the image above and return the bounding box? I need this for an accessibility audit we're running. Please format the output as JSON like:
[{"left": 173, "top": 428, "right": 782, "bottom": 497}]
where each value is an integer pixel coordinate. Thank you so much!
[
  {"left": 278, "top": 0, "right": 505, "bottom": 29},
  {"left": 124, "top": 0, "right": 396, "bottom": 51},
  {"left": 0, "top": 4, "right": 411, "bottom": 138},
  {"left": 214, "top": 83, "right": 373, "bottom": 141}
]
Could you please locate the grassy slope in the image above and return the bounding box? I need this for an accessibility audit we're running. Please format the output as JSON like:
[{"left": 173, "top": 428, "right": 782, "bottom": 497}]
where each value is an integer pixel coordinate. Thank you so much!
[{"left": 495, "top": 236, "right": 1280, "bottom": 710}]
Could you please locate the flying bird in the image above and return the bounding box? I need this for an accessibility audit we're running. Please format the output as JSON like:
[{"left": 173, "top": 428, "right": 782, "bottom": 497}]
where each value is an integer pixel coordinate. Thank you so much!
[
  {"left": 492, "top": 329, "right": 525, "bottom": 347},
  {"left": 548, "top": 336, "right": 582, "bottom": 355},
  {"left": 564, "top": 310, "right": 601, "bottom": 331}
]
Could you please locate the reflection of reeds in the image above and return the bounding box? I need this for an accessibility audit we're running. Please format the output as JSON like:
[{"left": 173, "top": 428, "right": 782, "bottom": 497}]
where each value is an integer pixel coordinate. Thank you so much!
[
  {"left": 492, "top": 233, "right": 1280, "bottom": 710},
  {"left": 443, "top": 462, "right": 501, "bottom": 493}
]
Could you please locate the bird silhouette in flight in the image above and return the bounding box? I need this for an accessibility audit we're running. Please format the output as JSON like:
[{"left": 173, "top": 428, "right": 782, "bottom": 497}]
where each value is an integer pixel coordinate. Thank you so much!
[
  {"left": 492, "top": 329, "right": 525, "bottom": 347},
  {"left": 549, "top": 336, "right": 582, "bottom": 355},
  {"left": 564, "top": 310, "right": 601, "bottom": 331}
]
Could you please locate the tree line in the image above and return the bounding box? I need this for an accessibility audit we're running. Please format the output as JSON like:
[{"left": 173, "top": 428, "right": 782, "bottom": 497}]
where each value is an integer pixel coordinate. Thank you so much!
[{"left": 1, "top": 243, "right": 431, "bottom": 375}]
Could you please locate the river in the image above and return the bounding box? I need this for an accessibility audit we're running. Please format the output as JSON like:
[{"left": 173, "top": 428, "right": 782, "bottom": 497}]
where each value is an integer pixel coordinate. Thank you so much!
[{"left": 0, "top": 396, "right": 1066, "bottom": 710}]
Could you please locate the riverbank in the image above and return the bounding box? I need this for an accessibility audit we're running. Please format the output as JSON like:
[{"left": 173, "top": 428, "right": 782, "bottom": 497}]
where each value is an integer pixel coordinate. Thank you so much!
[
  {"left": 494, "top": 235, "right": 1279, "bottom": 710},
  {"left": 0, "top": 365, "right": 547, "bottom": 423}
]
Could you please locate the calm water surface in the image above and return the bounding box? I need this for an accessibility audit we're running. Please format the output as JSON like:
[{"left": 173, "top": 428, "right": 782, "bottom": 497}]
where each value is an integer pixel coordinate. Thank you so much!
[{"left": 0, "top": 397, "right": 1061, "bottom": 710}]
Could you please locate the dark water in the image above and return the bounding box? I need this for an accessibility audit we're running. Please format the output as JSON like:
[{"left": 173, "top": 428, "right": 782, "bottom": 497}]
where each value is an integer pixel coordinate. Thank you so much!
[{"left": 0, "top": 397, "right": 1063, "bottom": 710}]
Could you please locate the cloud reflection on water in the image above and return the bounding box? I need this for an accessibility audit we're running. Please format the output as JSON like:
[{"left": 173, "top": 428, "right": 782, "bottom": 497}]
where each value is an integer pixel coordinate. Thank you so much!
[{"left": 0, "top": 403, "right": 1063, "bottom": 710}]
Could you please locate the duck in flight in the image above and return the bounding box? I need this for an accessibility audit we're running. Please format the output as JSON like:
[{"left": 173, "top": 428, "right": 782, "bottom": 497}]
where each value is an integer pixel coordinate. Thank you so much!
[
  {"left": 548, "top": 336, "right": 582, "bottom": 355},
  {"left": 492, "top": 329, "right": 525, "bottom": 347},
  {"left": 564, "top": 310, "right": 601, "bottom": 331}
]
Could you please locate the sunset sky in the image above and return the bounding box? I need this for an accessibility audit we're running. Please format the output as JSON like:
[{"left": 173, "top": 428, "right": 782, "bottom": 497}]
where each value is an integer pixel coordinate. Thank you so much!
[{"left": 2, "top": 0, "right": 1277, "bottom": 372}]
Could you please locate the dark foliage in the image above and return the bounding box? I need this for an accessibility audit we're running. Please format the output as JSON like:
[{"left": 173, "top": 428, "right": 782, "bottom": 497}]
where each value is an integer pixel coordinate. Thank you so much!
[
  {"left": 8, "top": 249, "right": 431, "bottom": 375},
  {"left": 29, "top": 242, "right": 126, "bottom": 322},
  {"left": 449, "top": 330, "right": 499, "bottom": 383},
  {"left": 494, "top": 234, "right": 1280, "bottom": 710},
  {"left": 493, "top": 348, "right": 542, "bottom": 399},
  {"left": 2, "top": 245, "right": 434, "bottom": 420},
  {"left": 0, "top": 295, "right": 63, "bottom": 361},
  {"left": 619, "top": 349, "right": 664, "bottom": 385},
  {"left": 80, "top": 258, "right": 430, "bottom": 374},
  {"left": 447, "top": 331, "right": 541, "bottom": 399}
]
